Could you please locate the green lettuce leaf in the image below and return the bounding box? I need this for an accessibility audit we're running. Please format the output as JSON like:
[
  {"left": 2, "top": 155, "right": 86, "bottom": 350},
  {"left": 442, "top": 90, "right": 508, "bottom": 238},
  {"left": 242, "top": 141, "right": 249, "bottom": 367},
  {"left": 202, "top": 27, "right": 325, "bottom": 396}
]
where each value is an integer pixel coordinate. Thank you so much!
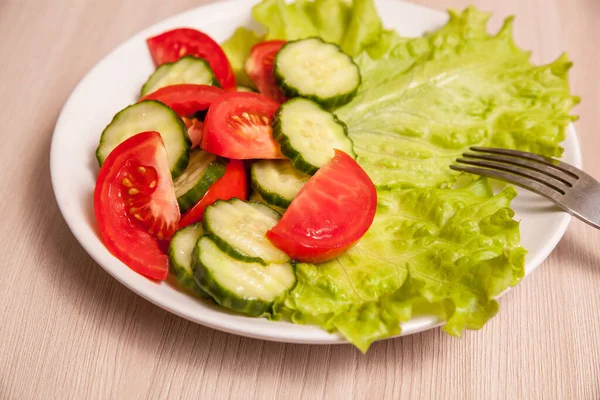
[
  {"left": 221, "top": 27, "right": 264, "bottom": 88},
  {"left": 223, "top": 0, "right": 577, "bottom": 352},
  {"left": 276, "top": 179, "right": 526, "bottom": 352},
  {"left": 336, "top": 7, "right": 579, "bottom": 188},
  {"left": 251, "top": 0, "right": 382, "bottom": 56}
]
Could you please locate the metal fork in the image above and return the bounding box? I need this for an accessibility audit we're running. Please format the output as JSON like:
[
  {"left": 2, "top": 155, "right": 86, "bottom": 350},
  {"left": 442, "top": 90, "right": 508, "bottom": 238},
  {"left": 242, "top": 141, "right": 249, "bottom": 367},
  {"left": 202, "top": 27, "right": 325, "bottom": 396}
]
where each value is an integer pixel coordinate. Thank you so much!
[{"left": 450, "top": 147, "right": 600, "bottom": 229}]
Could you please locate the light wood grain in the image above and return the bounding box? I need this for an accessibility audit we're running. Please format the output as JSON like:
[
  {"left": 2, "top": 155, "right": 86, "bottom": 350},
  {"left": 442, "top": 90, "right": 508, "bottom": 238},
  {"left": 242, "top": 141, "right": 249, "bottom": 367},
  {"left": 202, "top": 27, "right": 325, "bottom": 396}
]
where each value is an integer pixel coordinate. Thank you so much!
[{"left": 1, "top": 0, "right": 599, "bottom": 398}]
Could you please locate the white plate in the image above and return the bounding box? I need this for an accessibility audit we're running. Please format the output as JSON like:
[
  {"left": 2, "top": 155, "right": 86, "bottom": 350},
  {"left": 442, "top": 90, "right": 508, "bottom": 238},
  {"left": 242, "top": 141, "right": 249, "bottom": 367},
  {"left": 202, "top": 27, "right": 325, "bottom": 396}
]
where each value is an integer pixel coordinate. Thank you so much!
[{"left": 50, "top": 0, "right": 582, "bottom": 345}]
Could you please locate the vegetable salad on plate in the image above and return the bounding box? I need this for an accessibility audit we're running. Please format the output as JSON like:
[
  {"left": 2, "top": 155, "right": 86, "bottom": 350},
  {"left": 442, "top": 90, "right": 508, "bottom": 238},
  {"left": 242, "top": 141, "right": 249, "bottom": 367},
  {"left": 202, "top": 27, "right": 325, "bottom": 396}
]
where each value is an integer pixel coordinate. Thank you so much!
[{"left": 92, "top": 0, "right": 578, "bottom": 352}]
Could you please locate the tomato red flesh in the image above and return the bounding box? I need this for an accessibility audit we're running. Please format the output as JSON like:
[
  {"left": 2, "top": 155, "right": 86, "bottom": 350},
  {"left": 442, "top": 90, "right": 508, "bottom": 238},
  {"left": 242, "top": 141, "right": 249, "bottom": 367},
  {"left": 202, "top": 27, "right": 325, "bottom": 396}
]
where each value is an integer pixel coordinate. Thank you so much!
[
  {"left": 146, "top": 28, "right": 236, "bottom": 89},
  {"left": 94, "top": 131, "right": 180, "bottom": 280},
  {"left": 140, "top": 84, "right": 224, "bottom": 117},
  {"left": 179, "top": 160, "right": 248, "bottom": 228},
  {"left": 201, "top": 92, "right": 285, "bottom": 159},
  {"left": 245, "top": 40, "right": 287, "bottom": 103},
  {"left": 120, "top": 163, "right": 178, "bottom": 240},
  {"left": 266, "top": 150, "right": 377, "bottom": 263}
]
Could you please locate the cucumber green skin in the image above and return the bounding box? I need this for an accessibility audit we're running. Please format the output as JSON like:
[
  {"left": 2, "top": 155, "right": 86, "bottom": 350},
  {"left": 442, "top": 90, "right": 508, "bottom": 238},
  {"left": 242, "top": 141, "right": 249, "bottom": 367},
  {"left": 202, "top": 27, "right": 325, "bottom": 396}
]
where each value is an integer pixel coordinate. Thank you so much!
[
  {"left": 273, "top": 37, "right": 361, "bottom": 109},
  {"left": 168, "top": 224, "right": 210, "bottom": 299},
  {"left": 250, "top": 169, "right": 292, "bottom": 209},
  {"left": 203, "top": 199, "right": 282, "bottom": 266},
  {"left": 170, "top": 138, "right": 190, "bottom": 179},
  {"left": 95, "top": 100, "right": 191, "bottom": 179},
  {"left": 192, "top": 237, "right": 294, "bottom": 317},
  {"left": 271, "top": 102, "right": 356, "bottom": 175},
  {"left": 140, "top": 56, "right": 220, "bottom": 97},
  {"left": 176, "top": 160, "right": 226, "bottom": 213},
  {"left": 249, "top": 191, "right": 287, "bottom": 215}
]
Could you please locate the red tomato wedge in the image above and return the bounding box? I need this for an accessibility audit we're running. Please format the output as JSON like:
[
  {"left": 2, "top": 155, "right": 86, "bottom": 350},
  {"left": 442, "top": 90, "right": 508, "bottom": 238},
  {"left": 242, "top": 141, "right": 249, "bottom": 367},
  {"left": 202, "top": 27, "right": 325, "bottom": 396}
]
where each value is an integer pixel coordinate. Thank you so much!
[
  {"left": 140, "top": 84, "right": 223, "bottom": 117},
  {"left": 94, "top": 131, "right": 181, "bottom": 280},
  {"left": 179, "top": 160, "right": 248, "bottom": 228},
  {"left": 182, "top": 117, "right": 204, "bottom": 149},
  {"left": 245, "top": 40, "right": 287, "bottom": 103},
  {"left": 266, "top": 150, "right": 377, "bottom": 263},
  {"left": 201, "top": 92, "right": 285, "bottom": 159},
  {"left": 146, "top": 28, "right": 236, "bottom": 89}
]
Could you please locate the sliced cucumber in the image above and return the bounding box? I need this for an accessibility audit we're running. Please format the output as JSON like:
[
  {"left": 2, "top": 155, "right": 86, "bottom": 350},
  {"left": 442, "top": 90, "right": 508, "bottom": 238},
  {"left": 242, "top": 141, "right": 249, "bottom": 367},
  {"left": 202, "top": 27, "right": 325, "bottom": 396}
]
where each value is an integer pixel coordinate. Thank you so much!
[
  {"left": 96, "top": 100, "right": 191, "bottom": 177},
  {"left": 203, "top": 199, "right": 290, "bottom": 265},
  {"left": 168, "top": 224, "right": 209, "bottom": 298},
  {"left": 141, "top": 56, "right": 219, "bottom": 97},
  {"left": 174, "top": 150, "right": 226, "bottom": 213},
  {"left": 272, "top": 98, "right": 355, "bottom": 175},
  {"left": 251, "top": 160, "right": 309, "bottom": 208},
  {"left": 249, "top": 191, "right": 286, "bottom": 215},
  {"left": 274, "top": 37, "right": 361, "bottom": 108},
  {"left": 192, "top": 236, "right": 296, "bottom": 316}
]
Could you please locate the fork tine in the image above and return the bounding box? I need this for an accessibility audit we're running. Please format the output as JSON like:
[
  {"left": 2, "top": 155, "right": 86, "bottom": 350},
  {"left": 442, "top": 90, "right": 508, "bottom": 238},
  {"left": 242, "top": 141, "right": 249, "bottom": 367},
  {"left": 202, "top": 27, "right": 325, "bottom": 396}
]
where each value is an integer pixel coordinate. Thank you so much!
[
  {"left": 462, "top": 152, "right": 576, "bottom": 187},
  {"left": 456, "top": 158, "right": 570, "bottom": 193},
  {"left": 470, "top": 146, "right": 581, "bottom": 179},
  {"left": 450, "top": 164, "right": 565, "bottom": 204}
]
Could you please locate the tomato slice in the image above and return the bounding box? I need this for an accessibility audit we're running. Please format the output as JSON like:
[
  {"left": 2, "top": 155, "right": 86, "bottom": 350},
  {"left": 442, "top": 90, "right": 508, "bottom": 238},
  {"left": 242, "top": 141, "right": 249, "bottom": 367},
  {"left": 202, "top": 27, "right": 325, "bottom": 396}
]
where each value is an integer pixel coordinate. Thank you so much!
[
  {"left": 94, "top": 131, "right": 180, "bottom": 280},
  {"left": 146, "top": 28, "right": 236, "bottom": 89},
  {"left": 140, "top": 84, "right": 224, "bottom": 117},
  {"left": 201, "top": 92, "right": 285, "bottom": 159},
  {"left": 182, "top": 117, "right": 204, "bottom": 149},
  {"left": 245, "top": 40, "right": 287, "bottom": 103},
  {"left": 266, "top": 150, "right": 376, "bottom": 263},
  {"left": 179, "top": 160, "right": 248, "bottom": 228}
]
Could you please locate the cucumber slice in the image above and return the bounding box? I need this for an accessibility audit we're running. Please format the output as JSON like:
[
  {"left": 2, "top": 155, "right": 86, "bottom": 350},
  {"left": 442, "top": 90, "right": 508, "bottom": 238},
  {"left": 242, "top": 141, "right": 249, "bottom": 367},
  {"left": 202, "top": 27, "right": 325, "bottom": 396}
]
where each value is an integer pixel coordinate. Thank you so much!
[
  {"left": 272, "top": 98, "right": 355, "bottom": 175},
  {"left": 251, "top": 160, "right": 310, "bottom": 208},
  {"left": 249, "top": 191, "right": 286, "bottom": 215},
  {"left": 274, "top": 37, "right": 361, "bottom": 108},
  {"left": 192, "top": 236, "right": 296, "bottom": 316},
  {"left": 141, "top": 56, "right": 219, "bottom": 97},
  {"left": 203, "top": 199, "right": 290, "bottom": 265},
  {"left": 174, "top": 150, "right": 226, "bottom": 213},
  {"left": 168, "top": 224, "right": 210, "bottom": 298},
  {"left": 96, "top": 100, "right": 191, "bottom": 178}
]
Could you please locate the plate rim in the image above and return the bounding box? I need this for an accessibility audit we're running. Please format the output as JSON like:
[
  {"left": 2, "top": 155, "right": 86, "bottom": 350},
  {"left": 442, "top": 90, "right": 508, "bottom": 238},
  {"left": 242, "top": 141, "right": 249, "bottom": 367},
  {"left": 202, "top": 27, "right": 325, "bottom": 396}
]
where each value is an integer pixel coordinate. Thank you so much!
[{"left": 49, "top": 0, "right": 582, "bottom": 346}]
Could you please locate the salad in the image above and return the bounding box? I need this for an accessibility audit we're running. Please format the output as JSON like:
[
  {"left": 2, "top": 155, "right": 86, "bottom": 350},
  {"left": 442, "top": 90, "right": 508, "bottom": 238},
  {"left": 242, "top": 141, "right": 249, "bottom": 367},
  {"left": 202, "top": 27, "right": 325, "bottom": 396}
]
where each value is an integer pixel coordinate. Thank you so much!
[{"left": 92, "top": 0, "right": 578, "bottom": 352}]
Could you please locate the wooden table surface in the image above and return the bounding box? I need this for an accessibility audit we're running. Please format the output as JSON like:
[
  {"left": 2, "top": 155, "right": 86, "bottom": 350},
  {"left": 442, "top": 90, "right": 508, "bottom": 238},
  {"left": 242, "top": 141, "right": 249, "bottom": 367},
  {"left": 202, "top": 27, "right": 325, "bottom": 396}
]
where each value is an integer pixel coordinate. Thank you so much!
[{"left": 1, "top": 0, "right": 599, "bottom": 398}]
